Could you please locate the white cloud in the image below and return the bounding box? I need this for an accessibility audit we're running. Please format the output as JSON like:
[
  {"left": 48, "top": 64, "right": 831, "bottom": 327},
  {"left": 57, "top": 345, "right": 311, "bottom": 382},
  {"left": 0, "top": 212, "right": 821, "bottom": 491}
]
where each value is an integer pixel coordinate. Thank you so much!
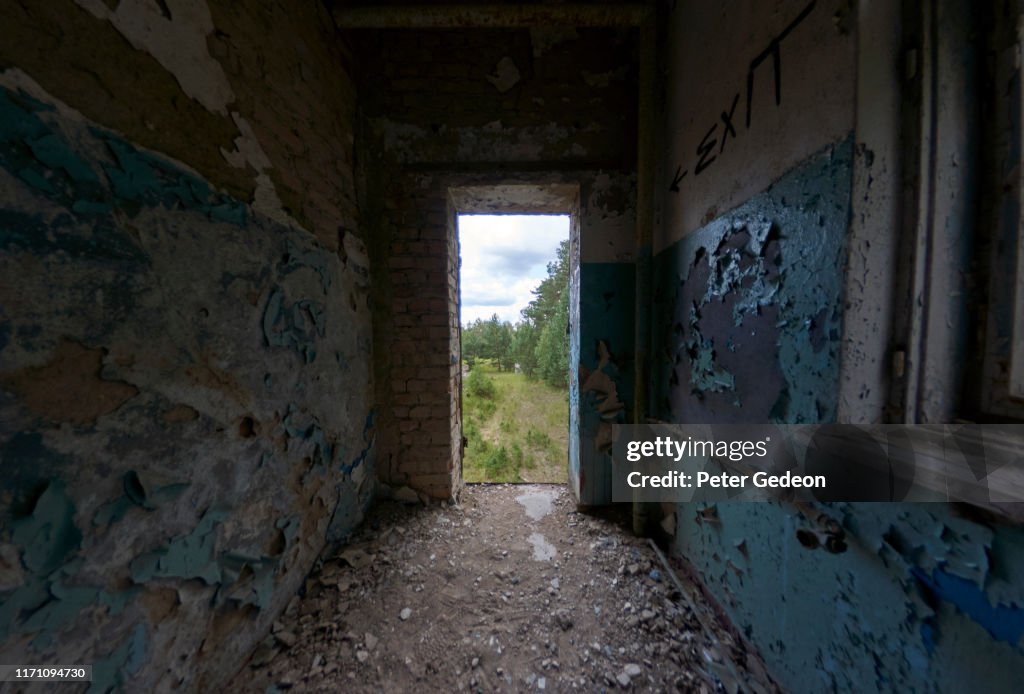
[{"left": 458, "top": 214, "right": 569, "bottom": 325}]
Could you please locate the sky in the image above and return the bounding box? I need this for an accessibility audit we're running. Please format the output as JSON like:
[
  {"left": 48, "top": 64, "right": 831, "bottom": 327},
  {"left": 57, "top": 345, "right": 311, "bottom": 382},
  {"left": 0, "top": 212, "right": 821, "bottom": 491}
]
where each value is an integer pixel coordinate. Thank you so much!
[{"left": 458, "top": 214, "right": 569, "bottom": 325}]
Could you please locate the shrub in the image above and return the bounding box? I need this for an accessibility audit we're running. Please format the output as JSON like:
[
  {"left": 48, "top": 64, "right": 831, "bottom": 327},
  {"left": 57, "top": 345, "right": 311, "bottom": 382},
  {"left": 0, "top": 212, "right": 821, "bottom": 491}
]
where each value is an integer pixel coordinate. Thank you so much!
[
  {"left": 466, "top": 368, "right": 497, "bottom": 399},
  {"left": 482, "top": 445, "right": 512, "bottom": 476}
]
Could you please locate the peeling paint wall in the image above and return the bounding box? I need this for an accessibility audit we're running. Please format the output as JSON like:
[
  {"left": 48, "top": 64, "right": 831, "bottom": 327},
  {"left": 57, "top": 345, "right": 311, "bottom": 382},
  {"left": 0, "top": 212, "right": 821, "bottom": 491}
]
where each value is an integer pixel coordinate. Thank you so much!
[
  {"left": 353, "top": 26, "right": 638, "bottom": 501},
  {"left": 675, "top": 502, "right": 1024, "bottom": 692},
  {"left": 0, "top": 2, "right": 372, "bottom": 691},
  {"left": 655, "top": 0, "right": 1024, "bottom": 691},
  {"left": 653, "top": 141, "right": 851, "bottom": 424}
]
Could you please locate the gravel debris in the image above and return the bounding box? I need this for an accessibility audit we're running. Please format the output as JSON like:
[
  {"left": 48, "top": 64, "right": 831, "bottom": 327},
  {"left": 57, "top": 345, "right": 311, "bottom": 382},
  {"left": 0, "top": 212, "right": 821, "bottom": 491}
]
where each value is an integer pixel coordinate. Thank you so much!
[{"left": 232, "top": 485, "right": 778, "bottom": 693}]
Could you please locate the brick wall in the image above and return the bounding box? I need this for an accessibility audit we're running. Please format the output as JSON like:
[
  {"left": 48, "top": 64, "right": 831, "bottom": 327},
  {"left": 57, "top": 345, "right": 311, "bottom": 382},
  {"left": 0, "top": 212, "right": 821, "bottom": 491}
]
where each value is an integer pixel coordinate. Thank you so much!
[
  {"left": 353, "top": 26, "right": 638, "bottom": 498},
  {"left": 379, "top": 173, "right": 461, "bottom": 496}
]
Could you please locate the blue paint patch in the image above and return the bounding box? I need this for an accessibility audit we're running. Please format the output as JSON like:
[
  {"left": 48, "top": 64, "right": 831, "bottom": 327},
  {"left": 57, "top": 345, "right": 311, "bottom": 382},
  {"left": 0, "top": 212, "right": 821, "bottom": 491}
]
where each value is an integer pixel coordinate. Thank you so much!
[
  {"left": 913, "top": 567, "right": 1024, "bottom": 645},
  {"left": 29, "top": 133, "right": 98, "bottom": 184},
  {"left": 919, "top": 620, "right": 937, "bottom": 655},
  {"left": 576, "top": 262, "right": 634, "bottom": 505},
  {"left": 1, "top": 85, "right": 247, "bottom": 236},
  {"left": 579, "top": 263, "right": 636, "bottom": 379}
]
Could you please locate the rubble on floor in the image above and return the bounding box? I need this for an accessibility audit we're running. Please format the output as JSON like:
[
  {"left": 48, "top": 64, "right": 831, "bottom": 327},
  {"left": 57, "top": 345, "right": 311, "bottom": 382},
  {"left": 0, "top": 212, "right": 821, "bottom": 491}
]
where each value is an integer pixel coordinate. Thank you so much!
[{"left": 231, "top": 485, "right": 778, "bottom": 693}]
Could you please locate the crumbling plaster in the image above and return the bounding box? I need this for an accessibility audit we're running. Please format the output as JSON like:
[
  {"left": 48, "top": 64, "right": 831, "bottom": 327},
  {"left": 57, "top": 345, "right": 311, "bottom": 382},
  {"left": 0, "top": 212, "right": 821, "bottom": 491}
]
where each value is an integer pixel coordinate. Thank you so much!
[{"left": 0, "top": 1, "right": 372, "bottom": 689}]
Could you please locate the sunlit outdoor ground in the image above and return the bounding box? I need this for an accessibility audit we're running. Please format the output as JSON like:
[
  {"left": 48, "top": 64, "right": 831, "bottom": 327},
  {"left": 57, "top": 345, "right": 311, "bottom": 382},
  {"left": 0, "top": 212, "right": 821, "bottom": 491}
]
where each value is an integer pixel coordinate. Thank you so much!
[{"left": 462, "top": 361, "right": 568, "bottom": 483}]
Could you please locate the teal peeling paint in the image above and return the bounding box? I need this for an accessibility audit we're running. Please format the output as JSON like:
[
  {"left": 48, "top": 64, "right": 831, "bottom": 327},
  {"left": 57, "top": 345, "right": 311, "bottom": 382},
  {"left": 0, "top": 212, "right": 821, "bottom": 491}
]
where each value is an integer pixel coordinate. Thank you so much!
[
  {"left": 219, "top": 553, "right": 278, "bottom": 610},
  {"left": 697, "top": 219, "right": 781, "bottom": 326},
  {"left": 23, "top": 579, "right": 98, "bottom": 638},
  {"left": 11, "top": 480, "right": 81, "bottom": 576},
  {"left": 0, "top": 85, "right": 246, "bottom": 229},
  {"left": 576, "top": 263, "right": 634, "bottom": 505},
  {"left": 0, "top": 89, "right": 111, "bottom": 216},
  {"left": 664, "top": 139, "right": 1024, "bottom": 692},
  {"left": 97, "top": 132, "right": 246, "bottom": 224},
  {"left": 686, "top": 306, "right": 736, "bottom": 394},
  {"left": 30, "top": 133, "right": 97, "bottom": 184},
  {"left": 129, "top": 508, "right": 228, "bottom": 585},
  {"left": 0, "top": 79, "right": 373, "bottom": 690},
  {"left": 653, "top": 138, "right": 853, "bottom": 423}
]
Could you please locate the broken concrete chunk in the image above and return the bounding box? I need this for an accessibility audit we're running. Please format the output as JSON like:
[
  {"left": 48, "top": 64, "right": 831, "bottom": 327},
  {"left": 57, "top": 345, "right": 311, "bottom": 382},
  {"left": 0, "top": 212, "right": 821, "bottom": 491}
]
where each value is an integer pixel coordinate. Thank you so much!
[
  {"left": 391, "top": 486, "right": 421, "bottom": 504},
  {"left": 275, "top": 631, "right": 297, "bottom": 649},
  {"left": 338, "top": 547, "right": 373, "bottom": 569}
]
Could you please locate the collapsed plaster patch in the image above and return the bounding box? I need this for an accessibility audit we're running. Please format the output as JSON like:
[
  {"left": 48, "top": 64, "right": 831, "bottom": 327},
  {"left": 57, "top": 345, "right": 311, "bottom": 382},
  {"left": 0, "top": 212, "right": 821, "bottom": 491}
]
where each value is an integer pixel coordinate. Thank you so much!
[
  {"left": 220, "top": 112, "right": 298, "bottom": 228},
  {"left": 74, "top": 0, "right": 234, "bottom": 115},
  {"left": 486, "top": 56, "right": 521, "bottom": 93}
]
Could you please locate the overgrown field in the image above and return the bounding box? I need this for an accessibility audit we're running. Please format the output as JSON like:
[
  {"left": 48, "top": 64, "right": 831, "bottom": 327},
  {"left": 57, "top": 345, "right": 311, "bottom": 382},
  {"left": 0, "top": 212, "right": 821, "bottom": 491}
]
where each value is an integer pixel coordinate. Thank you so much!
[{"left": 462, "top": 361, "right": 568, "bottom": 483}]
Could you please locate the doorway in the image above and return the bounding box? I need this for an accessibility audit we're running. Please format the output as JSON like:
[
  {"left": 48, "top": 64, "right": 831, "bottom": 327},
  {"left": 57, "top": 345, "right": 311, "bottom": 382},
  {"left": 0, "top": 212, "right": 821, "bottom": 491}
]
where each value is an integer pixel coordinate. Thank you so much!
[
  {"left": 445, "top": 182, "right": 581, "bottom": 493},
  {"left": 457, "top": 214, "right": 571, "bottom": 483}
]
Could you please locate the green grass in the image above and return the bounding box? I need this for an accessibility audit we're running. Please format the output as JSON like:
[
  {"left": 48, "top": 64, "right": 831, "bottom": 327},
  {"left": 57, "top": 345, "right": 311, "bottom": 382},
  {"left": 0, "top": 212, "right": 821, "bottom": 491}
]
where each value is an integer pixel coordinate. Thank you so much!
[{"left": 462, "top": 361, "right": 568, "bottom": 483}]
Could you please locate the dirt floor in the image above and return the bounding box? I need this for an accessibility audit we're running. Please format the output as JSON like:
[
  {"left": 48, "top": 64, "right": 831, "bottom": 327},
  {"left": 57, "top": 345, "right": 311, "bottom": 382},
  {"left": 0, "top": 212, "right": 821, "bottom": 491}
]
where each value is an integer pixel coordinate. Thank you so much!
[{"left": 231, "top": 485, "right": 778, "bottom": 693}]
